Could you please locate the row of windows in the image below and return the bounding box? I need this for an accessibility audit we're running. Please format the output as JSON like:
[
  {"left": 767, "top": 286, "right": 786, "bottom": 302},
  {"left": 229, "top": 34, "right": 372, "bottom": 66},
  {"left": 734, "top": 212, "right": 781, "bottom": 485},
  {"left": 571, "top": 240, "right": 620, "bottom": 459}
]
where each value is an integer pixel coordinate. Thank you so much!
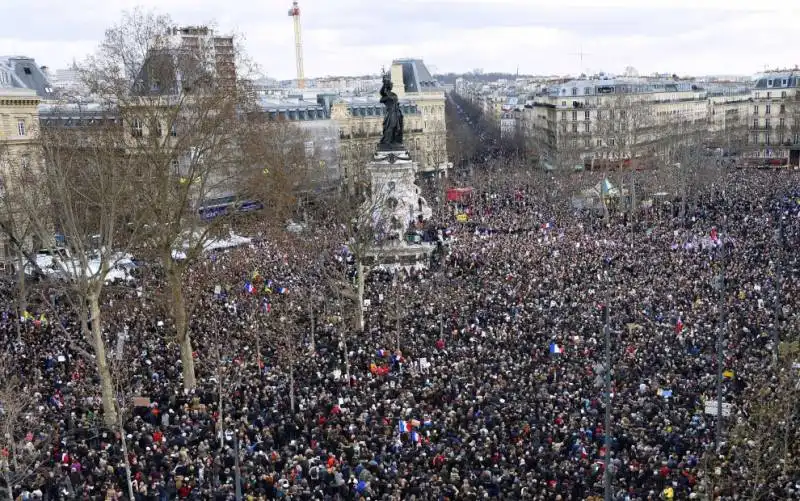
[
  {"left": 130, "top": 119, "right": 177, "bottom": 138},
  {"left": 752, "top": 118, "right": 789, "bottom": 128},
  {"left": 753, "top": 104, "right": 787, "bottom": 114},
  {"left": 754, "top": 91, "right": 788, "bottom": 99},
  {"left": 0, "top": 100, "right": 39, "bottom": 106}
]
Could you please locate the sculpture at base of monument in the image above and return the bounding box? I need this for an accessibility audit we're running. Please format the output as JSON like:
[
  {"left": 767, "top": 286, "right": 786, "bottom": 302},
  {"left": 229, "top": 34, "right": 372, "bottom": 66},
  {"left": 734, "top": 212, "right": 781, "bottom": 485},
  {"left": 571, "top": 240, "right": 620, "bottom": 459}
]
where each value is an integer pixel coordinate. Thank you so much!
[{"left": 378, "top": 71, "right": 404, "bottom": 151}]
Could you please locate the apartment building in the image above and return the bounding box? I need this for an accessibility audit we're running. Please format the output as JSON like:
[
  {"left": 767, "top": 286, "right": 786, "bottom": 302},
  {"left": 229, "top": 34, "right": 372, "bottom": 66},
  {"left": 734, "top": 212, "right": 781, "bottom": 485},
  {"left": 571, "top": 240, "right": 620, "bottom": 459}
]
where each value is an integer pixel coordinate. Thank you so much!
[
  {"left": 332, "top": 59, "right": 448, "bottom": 184},
  {"left": 521, "top": 77, "right": 721, "bottom": 168},
  {"left": 0, "top": 85, "right": 41, "bottom": 264},
  {"left": 166, "top": 26, "right": 236, "bottom": 92},
  {"left": 747, "top": 71, "right": 800, "bottom": 164}
]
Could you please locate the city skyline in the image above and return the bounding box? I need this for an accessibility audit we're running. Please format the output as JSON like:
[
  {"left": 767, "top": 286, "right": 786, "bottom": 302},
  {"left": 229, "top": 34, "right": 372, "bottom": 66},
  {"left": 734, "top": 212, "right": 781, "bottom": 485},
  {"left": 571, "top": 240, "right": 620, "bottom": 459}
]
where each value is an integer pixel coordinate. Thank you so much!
[{"left": 0, "top": 0, "right": 797, "bottom": 81}]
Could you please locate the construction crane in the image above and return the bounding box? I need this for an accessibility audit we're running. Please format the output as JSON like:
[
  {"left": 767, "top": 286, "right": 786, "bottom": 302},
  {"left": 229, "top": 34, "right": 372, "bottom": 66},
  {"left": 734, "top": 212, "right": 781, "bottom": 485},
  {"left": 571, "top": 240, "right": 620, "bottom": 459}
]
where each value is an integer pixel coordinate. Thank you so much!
[{"left": 287, "top": 1, "right": 305, "bottom": 89}]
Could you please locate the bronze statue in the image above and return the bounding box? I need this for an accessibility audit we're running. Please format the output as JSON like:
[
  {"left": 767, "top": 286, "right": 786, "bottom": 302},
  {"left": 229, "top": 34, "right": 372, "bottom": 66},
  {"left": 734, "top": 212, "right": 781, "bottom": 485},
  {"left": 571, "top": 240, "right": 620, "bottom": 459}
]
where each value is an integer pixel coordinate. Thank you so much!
[{"left": 378, "top": 72, "right": 404, "bottom": 151}]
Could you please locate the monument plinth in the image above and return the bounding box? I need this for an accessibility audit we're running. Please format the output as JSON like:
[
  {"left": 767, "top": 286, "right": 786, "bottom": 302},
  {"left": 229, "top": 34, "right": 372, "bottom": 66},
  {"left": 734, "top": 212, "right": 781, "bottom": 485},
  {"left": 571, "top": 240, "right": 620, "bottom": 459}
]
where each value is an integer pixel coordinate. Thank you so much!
[{"left": 361, "top": 71, "right": 433, "bottom": 268}]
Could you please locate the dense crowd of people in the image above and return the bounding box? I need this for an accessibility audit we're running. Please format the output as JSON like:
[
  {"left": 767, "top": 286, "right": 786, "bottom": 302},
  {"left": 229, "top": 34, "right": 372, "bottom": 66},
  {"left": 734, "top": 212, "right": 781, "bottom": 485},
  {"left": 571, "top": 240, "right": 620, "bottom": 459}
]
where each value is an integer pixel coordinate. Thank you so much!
[{"left": 1, "top": 167, "right": 799, "bottom": 500}]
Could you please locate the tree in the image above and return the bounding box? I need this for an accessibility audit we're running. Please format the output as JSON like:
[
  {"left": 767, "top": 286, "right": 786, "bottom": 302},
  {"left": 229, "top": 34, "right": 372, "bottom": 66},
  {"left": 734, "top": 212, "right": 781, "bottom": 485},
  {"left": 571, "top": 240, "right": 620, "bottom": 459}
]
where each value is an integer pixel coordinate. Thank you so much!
[
  {"left": 0, "top": 141, "right": 48, "bottom": 339},
  {"left": 24, "top": 116, "right": 145, "bottom": 425},
  {"left": 702, "top": 357, "right": 800, "bottom": 499},
  {"left": 79, "top": 9, "right": 267, "bottom": 390},
  {"left": 0, "top": 359, "right": 51, "bottom": 501}
]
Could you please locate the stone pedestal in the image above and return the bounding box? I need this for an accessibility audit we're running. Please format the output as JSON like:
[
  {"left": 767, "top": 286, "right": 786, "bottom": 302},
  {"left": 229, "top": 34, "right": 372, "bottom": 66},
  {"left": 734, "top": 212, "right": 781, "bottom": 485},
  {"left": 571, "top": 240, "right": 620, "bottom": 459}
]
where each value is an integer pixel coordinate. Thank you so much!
[{"left": 363, "top": 149, "right": 433, "bottom": 267}]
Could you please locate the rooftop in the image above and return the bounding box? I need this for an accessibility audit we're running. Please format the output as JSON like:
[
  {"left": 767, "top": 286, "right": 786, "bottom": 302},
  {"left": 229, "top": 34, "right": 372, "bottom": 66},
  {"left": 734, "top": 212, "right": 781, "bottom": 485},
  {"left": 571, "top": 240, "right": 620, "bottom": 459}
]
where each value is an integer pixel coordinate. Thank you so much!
[
  {"left": 0, "top": 56, "right": 55, "bottom": 99},
  {"left": 392, "top": 59, "right": 439, "bottom": 93}
]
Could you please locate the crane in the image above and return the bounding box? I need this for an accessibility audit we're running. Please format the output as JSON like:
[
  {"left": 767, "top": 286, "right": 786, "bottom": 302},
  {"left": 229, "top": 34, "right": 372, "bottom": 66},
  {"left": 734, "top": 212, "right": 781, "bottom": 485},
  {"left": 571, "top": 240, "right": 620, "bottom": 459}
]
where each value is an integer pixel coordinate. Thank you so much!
[{"left": 287, "top": 1, "right": 305, "bottom": 89}]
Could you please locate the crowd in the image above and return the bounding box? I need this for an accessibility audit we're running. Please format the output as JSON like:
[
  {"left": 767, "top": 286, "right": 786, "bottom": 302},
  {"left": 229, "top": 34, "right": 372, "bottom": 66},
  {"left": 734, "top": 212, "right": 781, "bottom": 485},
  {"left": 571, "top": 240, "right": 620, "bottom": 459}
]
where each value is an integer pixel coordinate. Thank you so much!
[{"left": 1, "top": 168, "right": 799, "bottom": 500}]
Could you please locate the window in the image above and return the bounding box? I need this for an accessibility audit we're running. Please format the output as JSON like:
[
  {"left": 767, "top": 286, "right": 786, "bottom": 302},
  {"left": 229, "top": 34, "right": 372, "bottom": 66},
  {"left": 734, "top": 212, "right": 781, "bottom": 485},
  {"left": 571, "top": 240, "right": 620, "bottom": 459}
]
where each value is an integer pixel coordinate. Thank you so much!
[
  {"left": 753, "top": 105, "right": 759, "bottom": 115},
  {"left": 753, "top": 118, "right": 759, "bottom": 128},
  {"left": 584, "top": 87, "right": 591, "bottom": 95},
  {"left": 572, "top": 123, "right": 578, "bottom": 133},
  {"left": 171, "top": 159, "right": 180, "bottom": 170},
  {"left": 596, "top": 138, "right": 602, "bottom": 146},
  {"left": 131, "top": 118, "right": 143, "bottom": 137},
  {"left": 561, "top": 111, "right": 566, "bottom": 120},
  {"left": 782, "top": 79, "right": 787, "bottom": 86},
  {"left": 597, "top": 110, "right": 602, "bottom": 120},
  {"left": 766, "top": 104, "right": 771, "bottom": 115},
  {"left": 765, "top": 118, "right": 770, "bottom": 129},
  {"left": 767, "top": 92, "right": 771, "bottom": 98},
  {"left": 572, "top": 111, "right": 577, "bottom": 120},
  {"left": 768, "top": 79, "right": 773, "bottom": 87},
  {"left": 571, "top": 87, "right": 577, "bottom": 96},
  {"left": 780, "top": 104, "right": 786, "bottom": 114},
  {"left": 561, "top": 101, "right": 566, "bottom": 107},
  {"left": 584, "top": 138, "right": 590, "bottom": 147},
  {"left": 170, "top": 124, "right": 177, "bottom": 137},
  {"left": 585, "top": 110, "right": 590, "bottom": 120},
  {"left": 584, "top": 122, "right": 589, "bottom": 132},
  {"left": 610, "top": 138, "right": 616, "bottom": 146},
  {"left": 779, "top": 118, "right": 785, "bottom": 129},
  {"left": 23, "top": 67, "right": 31, "bottom": 75},
  {"left": 17, "top": 120, "right": 25, "bottom": 136},
  {"left": 781, "top": 91, "right": 787, "bottom": 98},
  {"left": 151, "top": 120, "right": 162, "bottom": 137}
]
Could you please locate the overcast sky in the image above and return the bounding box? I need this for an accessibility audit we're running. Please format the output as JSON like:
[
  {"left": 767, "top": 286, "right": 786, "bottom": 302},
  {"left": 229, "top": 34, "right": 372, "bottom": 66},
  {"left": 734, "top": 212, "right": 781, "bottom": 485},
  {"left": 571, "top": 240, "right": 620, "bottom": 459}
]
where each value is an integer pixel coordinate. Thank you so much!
[{"left": 1, "top": 0, "right": 797, "bottom": 79}]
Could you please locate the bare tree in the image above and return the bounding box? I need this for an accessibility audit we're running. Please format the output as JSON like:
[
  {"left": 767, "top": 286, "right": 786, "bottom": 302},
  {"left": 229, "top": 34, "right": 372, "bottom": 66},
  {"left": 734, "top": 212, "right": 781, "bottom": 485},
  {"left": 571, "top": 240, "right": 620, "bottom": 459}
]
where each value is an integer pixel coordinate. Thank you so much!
[
  {"left": 78, "top": 9, "right": 269, "bottom": 390},
  {"left": 19, "top": 113, "right": 146, "bottom": 425},
  {"left": 0, "top": 361, "right": 51, "bottom": 501}
]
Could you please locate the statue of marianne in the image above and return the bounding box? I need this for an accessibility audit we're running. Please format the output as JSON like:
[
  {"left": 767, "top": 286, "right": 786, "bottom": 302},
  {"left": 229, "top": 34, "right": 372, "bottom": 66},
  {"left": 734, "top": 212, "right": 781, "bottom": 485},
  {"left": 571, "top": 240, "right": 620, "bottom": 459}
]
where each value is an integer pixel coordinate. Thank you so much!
[{"left": 378, "top": 72, "right": 404, "bottom": 151}]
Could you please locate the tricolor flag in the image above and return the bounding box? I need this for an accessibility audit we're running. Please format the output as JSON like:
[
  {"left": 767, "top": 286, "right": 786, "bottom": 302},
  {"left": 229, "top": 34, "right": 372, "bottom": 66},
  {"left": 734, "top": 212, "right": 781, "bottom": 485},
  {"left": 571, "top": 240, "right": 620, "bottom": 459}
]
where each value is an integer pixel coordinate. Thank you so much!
[
  {"left": 377, "top": 349, "right": 387, "bottom": 358},
  {"left": 410, "top": 431, "right": 421, "bottom": 444},
  {"left": 261, "top": 298, "right": 271, "bottom": 314},
  {"left": 397, "top": 420, "right": 409, "bottom": 434},
  {"left": 549, "top": 342, "right": 563, "bottom": 354},
  {"left": 244, "top": 281, "right": 256, "bottom": 294},
  {"left": 277, "top": 287, "right": 287, "bottom": 295}
]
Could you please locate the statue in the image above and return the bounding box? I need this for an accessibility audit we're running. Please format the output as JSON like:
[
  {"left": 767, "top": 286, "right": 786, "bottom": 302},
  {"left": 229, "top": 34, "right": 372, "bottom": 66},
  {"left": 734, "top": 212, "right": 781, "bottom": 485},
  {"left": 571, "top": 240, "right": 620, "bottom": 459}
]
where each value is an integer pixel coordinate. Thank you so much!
[{"left": 378, "top": 71, "right": 404, "bottom": 151}]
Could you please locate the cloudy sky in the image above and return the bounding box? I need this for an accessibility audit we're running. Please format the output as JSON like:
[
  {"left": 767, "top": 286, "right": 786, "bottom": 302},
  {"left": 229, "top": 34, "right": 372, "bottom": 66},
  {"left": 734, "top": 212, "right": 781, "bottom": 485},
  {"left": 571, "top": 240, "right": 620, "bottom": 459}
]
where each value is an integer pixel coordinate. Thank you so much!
[{"left": 1, "top": 0, "right": 797, "bottom": 79}]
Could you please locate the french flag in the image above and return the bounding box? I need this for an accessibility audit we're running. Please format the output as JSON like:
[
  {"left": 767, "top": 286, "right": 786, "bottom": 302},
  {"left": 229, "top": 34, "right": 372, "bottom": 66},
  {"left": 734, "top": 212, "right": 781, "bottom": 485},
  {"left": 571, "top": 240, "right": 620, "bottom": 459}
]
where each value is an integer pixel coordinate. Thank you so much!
[
  {"left": 277, "top": 287, "right": 287, "bottom": 294},
  {"left": 410, "top": 431, "right": 421, "bottom": 444},
  {"left": 549, "top": 342, "right": 563, "bottom": 354},
  {"left": 377, "top": 349, "right": 387, "bottom": 358},
  {"left": 244, "top": 281, "right": 256, "bottom": 294},
  {"left": 397, "top": 420, "right": 409, "bottom": 434}
]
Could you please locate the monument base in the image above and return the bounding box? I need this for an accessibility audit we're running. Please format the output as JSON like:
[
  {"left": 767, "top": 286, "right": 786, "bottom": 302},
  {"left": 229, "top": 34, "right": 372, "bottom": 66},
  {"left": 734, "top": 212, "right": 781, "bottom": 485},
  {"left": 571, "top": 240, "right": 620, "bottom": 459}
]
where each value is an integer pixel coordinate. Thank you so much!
[{"left": 361, "top": 148, "right": 433, "bottom": 269}]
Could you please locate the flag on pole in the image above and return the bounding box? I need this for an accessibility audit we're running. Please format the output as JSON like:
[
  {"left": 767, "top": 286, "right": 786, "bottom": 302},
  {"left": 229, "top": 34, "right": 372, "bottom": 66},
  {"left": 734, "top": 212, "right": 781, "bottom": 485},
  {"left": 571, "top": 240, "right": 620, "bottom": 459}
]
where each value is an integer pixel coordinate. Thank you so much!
[
  {"left": 410, "top": 431, "right": 421, "bottom": 444},
  {"left": 261, "top": 298, "right": 271, "bottom": 313},
  {"left": 397, "top": 420, "right": 409, "bottom": 434}
]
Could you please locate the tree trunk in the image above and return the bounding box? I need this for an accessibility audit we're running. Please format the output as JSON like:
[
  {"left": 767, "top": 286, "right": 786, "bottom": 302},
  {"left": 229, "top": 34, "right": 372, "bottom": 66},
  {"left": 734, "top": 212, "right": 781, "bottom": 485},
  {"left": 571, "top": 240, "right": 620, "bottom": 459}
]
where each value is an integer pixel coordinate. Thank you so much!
[
  {"left": 4, "top": 475, "right": 13, "bottom": 501},
  {"left": 88, "top": 292, "right": 118, "bottom": 426},
  {"left": 15, "top": 254, "right": 25, "bottom": 342},
  {"left": 168, "top": 267, "right": 196, "bottom": 390},
  {"left": 118, "top": 411, "right": 135, "bottom": 501},
  {"left": 309, "top": 306, "right": 316, "bottom": 351},
  {"left": 355, "top": 261, "right": 365, "bottom": 332},
  {"left": 217, "top": 373, "right": 224, "bottom": 450},
  {"left": 342, "top": 332, "right": 351, "bottom": 383},
  {"left": 289, "top": 363, "right": 296, "bottom": 414}
]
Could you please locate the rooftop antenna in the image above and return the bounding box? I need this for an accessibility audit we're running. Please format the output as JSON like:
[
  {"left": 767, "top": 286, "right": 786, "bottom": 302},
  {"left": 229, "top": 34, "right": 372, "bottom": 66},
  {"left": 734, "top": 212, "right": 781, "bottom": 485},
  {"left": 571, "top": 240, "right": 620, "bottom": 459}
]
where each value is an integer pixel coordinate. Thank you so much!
[{"left": 568, "top": 45, "right": 592, "bottom": 76}]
